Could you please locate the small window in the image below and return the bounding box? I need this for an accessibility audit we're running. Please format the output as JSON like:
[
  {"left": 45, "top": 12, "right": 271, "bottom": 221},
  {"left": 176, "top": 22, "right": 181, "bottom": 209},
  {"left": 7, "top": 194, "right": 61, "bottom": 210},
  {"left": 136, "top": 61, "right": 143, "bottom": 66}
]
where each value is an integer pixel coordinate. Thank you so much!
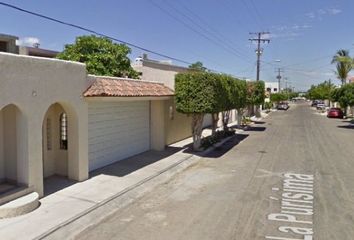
[
  {"left": 274, "top": 88, "right": 278, "bottom": 92},
  {"left": 59, "top": 113, "right": 68, "bottom": 150},
  {"left": 266, "top": 88, "right": 271, "bottom": 92},
  {"left": 46, "top": 118, "right": 52, "bottom": 150}
]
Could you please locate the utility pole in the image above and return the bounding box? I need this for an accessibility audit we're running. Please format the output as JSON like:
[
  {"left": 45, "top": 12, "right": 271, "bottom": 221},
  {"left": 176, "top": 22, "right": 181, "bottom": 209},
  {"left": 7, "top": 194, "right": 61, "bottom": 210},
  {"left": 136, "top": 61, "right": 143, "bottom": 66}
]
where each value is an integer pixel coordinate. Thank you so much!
[
  {"left": 249, "top": 32, "right": 270, "bottom": 81},
  {"left": 275, "top": 68, "right": 283, "bottom": 92}
]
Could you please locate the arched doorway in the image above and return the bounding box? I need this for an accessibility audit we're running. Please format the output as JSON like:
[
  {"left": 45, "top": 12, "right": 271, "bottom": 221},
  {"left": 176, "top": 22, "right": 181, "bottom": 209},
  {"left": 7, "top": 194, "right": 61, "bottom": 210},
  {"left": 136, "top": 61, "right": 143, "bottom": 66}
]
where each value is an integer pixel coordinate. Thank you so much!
[
  {"left": 42, "top": 103, "right": 69, "bottom": 179},
  {"left": 0, "top": 104, "right": 24, "bottom": 193}
]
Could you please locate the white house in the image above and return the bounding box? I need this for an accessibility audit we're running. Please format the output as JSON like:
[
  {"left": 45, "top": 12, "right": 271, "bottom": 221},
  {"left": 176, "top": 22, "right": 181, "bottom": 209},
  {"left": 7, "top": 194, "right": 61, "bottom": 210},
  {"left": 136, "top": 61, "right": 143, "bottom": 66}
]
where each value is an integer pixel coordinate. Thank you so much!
[{"left": 0, "top": 52, "right": 174, "bottom": 214}]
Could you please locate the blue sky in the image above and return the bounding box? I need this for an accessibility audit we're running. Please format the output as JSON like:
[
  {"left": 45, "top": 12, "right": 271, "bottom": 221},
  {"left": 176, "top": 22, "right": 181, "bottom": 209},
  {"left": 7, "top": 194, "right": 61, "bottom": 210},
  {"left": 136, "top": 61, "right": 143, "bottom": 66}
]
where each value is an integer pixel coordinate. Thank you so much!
[{"left": 1, "top": 0, "right": 354, "bottom": 91}]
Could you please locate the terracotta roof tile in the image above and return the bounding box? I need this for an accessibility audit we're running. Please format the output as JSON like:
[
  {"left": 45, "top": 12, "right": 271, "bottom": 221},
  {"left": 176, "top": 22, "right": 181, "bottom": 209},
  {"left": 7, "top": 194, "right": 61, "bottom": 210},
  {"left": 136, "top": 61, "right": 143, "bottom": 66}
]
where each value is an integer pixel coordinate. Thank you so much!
[{"left": 84, "top": 77, "right": 174, "bottom": 97}]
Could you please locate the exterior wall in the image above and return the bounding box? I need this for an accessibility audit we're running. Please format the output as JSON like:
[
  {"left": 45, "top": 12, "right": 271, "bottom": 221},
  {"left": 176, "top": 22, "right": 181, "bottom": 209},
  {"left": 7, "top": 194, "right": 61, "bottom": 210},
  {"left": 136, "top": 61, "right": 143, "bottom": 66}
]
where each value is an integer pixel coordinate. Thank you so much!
[
  {"left": 42, "top": 104, "right": 68, "bottom": 178},
  {"left": 0, "top": 34, "right": 19, "bottom": 54},
  {"left": 133, "top": 61, "right": 189, "bottom": 90},
  {"left": 0, "top": 52, "right": 89, "bottom": 196},
  {"left": 265, "top": 82, "right": 280, "bottom": 93},
  {"left": 3, "top": 106, "right": 18, "bottom": 182},
  {"left": 151, "top": 100, "right": 166, "bottom": 151},
  {"left": 88, "top": 101, "right": 150, "bottom": 171},
  {"left": 164, "top": 98, "right": 192, "bottom": 145}
]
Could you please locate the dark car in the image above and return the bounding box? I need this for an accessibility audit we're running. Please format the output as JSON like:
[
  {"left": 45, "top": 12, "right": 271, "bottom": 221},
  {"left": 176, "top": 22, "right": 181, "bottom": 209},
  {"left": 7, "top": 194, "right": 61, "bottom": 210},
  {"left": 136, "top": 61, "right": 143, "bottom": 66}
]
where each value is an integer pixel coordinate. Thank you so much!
[{"left": 327, "top": 108, "right": 344, "bottom": 119}]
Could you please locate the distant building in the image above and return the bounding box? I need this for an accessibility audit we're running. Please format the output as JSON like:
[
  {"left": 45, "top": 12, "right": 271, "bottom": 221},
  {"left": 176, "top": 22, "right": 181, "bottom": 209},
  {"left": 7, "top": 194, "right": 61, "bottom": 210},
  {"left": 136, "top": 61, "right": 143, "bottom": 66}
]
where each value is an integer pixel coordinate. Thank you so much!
[
  {"left": 0, "top": 34, "right": 19, "bottom": 54},
  {"left": 19, "top": 46, "right": 58, "bottom": 58},
  {"left": 347, "top": 76, "right": 354, "bottom": 84},
  {"left": 265, "top": 82, "right": 280, "bottom": 94},
  {"left": 132, "top": 53, "right": 190, "bottom": 90},
  {"left": 0, "top": 33, "right": 58, "bottom": 58}
]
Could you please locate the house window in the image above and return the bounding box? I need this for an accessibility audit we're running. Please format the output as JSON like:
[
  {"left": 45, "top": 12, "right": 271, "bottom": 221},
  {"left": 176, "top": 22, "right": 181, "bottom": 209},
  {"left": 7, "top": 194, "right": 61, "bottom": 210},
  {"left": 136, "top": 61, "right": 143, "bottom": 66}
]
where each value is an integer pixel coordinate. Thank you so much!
[
  {"left": 266, "top": 87, "right": 271, "bottom": 92},
  {"left": 274, "top": 88, "right": 278, "bottom": 92},
  {"left": 46, "top": 118, "right": 52, "bottom": 150},
  {"left": 59, "top": 113, "right": 68, "bottom": 150}
]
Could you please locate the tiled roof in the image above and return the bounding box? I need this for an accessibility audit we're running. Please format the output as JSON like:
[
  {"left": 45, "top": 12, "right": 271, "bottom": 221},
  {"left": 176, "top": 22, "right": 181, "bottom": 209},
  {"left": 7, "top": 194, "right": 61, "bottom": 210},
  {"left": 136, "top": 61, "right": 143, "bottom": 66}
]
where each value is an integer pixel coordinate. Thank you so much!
[{"left": 84, "top": 77, "right": 174, "bottom": 97}]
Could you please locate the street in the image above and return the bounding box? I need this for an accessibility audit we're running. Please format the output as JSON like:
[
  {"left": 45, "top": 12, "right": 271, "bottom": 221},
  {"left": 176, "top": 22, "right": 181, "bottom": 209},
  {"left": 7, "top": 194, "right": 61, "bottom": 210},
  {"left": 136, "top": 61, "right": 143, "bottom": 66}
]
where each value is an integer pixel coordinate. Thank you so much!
[{"left": 75, "top": 102, "right": 354, "bottom": 240}]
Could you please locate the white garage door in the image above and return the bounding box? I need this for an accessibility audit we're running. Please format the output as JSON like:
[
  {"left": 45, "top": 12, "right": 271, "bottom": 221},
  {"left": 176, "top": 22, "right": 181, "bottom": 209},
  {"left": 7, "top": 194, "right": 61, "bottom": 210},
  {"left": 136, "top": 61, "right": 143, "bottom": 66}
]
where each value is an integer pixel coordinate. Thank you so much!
[{"left": 88, "top": 101, "right": 150, "bottom": 171}]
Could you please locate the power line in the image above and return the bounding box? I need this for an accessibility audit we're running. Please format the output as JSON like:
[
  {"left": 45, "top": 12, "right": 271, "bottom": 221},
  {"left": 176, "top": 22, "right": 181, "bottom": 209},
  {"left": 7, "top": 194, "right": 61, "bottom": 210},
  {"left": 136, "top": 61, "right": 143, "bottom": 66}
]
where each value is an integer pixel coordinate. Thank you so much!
[
  {"left": 168, "top": 0, "right": 251, "bottom": 58},
  {"left": 149, "top": 0, "right": 254, "bottom": 64},
  {"left": 0, "top": 1, "right": 195, "bottom": 66},
  {"left": 240, "top": 0, "right": 263, "bottom": 30}
]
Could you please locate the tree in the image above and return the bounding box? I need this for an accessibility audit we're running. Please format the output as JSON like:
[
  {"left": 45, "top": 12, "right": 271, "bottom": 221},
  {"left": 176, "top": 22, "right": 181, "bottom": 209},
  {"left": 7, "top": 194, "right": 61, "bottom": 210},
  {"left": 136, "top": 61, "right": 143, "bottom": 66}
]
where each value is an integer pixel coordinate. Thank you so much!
[
  {"left": 231, "top": 79, "right": 247, "bottom": 128},
  {"left": 246, "top": 81, "right": 265, "bottom": 117},
  {"left": 57, "top": 35, "right": 139, "bottom": 78},
  {"left": 175, "top": 72, "right": 247, "bottom": 150},
  {"left": 175, "top": 72, "right": 218, "bottom": 150},
  {"left": 332, "top": 83, "right": 354, "bottom": 115},
  {"left": 307, "top": 80, "right": 335, "bottom": 100},
  {"left": 188, "top": 61, "right": 207, "bottom": 72},
  {"left": 331, "top": 49, "right": 353, "bottom": 85},
  {"left": 270, "top": 93, "right": 288, "bottom": 104}
]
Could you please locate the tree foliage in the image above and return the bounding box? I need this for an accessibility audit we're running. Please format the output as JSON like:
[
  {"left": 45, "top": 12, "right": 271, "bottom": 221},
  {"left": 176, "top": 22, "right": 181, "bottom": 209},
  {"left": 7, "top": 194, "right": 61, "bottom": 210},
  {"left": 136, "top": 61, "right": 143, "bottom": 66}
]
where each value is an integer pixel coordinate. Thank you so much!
[
  {"left": 57, "top": 35, "right": 139, "bottom": 78},
  {"left": 331, "top": 49, "right": 353, "bottom": 85},
  {"left": 175, "top": 72, "right": 247, "bottom": 150},
  {"left": 270, "top": 93, "right": 288, "bottom": 103},
  {"left": 188, "top": 61, "right": 207, "bottom": 72},
  {"left": 307, "top": 80, "right": 335, "bottom": 100},
  {"left": 246, "top": 81, "right": 265, "bottom": 106},
  {"left": 331, "top": 83, "right": 354, "bottom": 108}
]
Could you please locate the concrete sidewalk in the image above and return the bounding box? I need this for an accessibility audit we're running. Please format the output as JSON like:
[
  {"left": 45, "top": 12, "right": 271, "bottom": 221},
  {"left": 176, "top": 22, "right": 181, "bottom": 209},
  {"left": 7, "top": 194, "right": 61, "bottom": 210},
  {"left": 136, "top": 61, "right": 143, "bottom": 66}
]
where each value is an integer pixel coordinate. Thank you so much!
[{"left": 0, "top": 124, "right": 242, "bottom": 240}]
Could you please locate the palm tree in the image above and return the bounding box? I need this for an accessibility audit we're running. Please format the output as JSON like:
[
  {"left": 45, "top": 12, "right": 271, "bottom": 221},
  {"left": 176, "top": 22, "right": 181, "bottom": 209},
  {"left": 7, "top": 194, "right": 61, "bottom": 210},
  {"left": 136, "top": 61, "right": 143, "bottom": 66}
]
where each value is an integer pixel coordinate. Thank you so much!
[{"left": 331, "top": 49, "right": 353, "bottom": 85}]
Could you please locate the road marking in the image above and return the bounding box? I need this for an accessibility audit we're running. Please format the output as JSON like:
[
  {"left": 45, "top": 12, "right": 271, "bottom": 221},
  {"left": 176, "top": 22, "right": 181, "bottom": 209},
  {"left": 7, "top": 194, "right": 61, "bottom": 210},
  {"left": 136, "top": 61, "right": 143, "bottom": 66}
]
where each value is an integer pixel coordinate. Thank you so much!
[{"left": 265, "top": 173, "right": 314, "bottom": 240}]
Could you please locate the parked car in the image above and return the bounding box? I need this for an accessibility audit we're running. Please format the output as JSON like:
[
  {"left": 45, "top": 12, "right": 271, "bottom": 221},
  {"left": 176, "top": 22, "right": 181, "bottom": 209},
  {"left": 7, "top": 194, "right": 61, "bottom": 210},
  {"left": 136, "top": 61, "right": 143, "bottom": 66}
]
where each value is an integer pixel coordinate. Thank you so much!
[
  {"left": 311, "top": 100, "right": 324, "bottom": 107},
  {"left": 277, "top": 102, "right": 289, "bottom": 110},
  {"left": 316, "top": 103, "right": 326, "bottom": 111},
  {"left": 327, "top": 108, "right": 344, "bottom": 118}
]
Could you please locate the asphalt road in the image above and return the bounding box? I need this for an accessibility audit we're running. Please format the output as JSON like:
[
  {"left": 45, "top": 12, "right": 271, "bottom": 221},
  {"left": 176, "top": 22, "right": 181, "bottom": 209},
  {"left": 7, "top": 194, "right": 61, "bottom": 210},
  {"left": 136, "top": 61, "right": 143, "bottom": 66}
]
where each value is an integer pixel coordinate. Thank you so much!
[{"left": 75, "top": 103, "right": 354, "bottom": 240}]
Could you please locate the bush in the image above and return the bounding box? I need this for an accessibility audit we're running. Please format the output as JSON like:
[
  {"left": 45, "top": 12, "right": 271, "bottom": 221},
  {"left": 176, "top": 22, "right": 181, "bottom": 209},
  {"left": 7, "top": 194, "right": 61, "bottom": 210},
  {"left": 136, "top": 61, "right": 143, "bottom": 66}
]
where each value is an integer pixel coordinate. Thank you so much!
[{"left": 264, "top": 101, "right": 273, "bottom": 110}]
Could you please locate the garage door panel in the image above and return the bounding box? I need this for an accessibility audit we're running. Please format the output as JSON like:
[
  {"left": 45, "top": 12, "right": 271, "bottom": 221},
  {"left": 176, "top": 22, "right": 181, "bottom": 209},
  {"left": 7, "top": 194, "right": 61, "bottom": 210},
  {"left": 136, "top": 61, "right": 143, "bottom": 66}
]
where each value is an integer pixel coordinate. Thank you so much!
[{"left": 88, "top": 101, "right": 150, "bottom": 171}]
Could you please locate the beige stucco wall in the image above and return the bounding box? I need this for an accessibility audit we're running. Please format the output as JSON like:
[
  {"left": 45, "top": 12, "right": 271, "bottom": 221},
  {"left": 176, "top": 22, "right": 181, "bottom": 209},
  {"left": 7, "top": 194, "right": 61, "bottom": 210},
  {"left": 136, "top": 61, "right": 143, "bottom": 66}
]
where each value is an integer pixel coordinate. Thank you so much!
[
  {"left": 0, "top": 105, "right": 20, "bottom": 182},
  {"left": 133, "top": 61, "right": 189, "bottom": 90},
  {"left": 42, "top": 104, "right": 68, "bottom": 178},
  {"left": 151, "top": 100, "right": 166, "bottom": 151},
  {"left": 164, "top": 98, "right": 192, "bottom": 145},
  {"left": 0, "top": 52, "right": 89, "bottom": 196}
]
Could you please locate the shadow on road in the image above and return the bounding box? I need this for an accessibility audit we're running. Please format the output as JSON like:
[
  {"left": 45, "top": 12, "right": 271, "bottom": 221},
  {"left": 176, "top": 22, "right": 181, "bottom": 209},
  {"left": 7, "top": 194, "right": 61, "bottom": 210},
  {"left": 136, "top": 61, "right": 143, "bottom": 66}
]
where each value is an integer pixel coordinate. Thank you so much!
[
  {"left": 244, "top": 126, "right": 266, "bottom": 132},
  {"left": 337, "top": 125, "right": 354, "bottom": 130},
  {"left": 183, "top": 134, "right": 249, "bottom": 158},
  {"left": 252, "top": 121, "right": 266, "bottom": 124},
  {"left": 205, "top": 134, "right": 249, "bottom": 158}
]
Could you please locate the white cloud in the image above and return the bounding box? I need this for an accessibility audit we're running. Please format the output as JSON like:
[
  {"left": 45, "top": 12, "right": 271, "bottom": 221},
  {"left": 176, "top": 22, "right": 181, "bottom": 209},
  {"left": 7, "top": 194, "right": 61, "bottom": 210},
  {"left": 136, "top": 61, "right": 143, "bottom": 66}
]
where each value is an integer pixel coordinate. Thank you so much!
[
  {"left": 16, "top": 37, "right": 40, "bottom": 47},
  {"left": 328, "top": 8, "right": 342, "bottom": 15},
  {"left": 318, "top": 9, "right": 327, "bottom": 15},
  {"left": 305, "top": 12, "right": 316, "bottom": 19},
  {"left": 306, "top": 7, "right": 342, "bottom": 19}
]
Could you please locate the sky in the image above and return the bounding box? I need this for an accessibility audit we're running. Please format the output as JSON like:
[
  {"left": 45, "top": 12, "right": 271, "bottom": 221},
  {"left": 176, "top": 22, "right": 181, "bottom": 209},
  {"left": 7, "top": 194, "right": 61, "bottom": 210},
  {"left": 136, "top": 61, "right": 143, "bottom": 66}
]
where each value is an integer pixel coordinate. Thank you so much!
[{"left": 1, "top": 0, "right": 354, "bottom": 91}]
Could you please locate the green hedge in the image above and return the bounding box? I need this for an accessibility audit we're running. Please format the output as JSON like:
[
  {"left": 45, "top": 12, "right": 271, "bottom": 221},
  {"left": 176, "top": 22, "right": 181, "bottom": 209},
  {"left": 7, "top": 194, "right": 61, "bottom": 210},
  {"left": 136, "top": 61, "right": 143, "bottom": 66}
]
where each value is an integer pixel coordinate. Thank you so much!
[{"left": 175, "top": 72, "right": 249, "bottom": 114}]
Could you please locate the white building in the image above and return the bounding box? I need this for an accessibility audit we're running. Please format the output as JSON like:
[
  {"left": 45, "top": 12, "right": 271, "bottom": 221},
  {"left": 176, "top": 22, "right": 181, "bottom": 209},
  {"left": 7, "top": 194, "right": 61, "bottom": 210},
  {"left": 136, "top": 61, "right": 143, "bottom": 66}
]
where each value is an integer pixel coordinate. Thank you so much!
[
  {"left": 265, "top": 82, "right": 280, "bottom": 94},
  {"left": 0, "top": 52, "right": 174, "bottom": 217}
]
